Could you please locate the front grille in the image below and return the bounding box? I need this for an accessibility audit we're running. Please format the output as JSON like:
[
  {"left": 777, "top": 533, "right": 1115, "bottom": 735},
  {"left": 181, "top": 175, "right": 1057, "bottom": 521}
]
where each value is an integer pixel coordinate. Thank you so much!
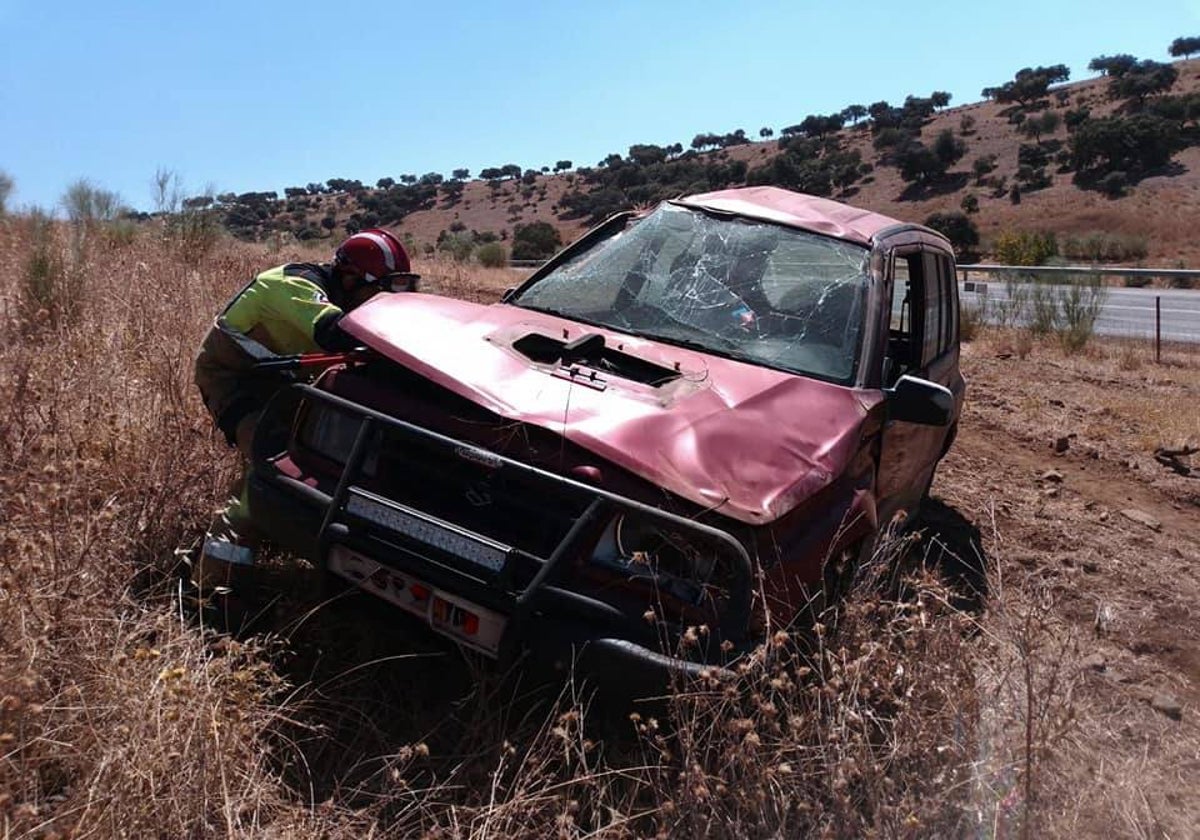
[
  {"left": 365, "top": 430, "right": 592, "bottom": 559},
  {"left": 304, "top": 363, "right": 602, "bottom": 560}
]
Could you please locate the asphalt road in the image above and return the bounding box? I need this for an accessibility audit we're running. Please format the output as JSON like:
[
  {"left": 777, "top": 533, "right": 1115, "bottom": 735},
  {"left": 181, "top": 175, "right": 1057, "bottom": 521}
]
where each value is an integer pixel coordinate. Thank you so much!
[{"left": 959, "top": 281, "right": 1200, "bottom": 343}]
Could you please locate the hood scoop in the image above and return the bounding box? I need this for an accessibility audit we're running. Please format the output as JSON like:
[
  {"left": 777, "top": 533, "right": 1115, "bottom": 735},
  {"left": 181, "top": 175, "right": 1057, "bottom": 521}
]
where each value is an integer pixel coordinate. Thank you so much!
[{"left": 512, "top": 331, "right": 682, "bottom": 388}]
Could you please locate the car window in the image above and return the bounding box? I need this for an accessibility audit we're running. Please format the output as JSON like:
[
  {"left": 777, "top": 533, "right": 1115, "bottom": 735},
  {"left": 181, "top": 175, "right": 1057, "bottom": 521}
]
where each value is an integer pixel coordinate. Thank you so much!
[
  {"left": 920, "top": 251, "right": 958, "bottom": 364},
  {"left": 512, "top": 203, "right": 870, "bottom": 384},
  {"left": 885, "top": 249, "right": 956, "bottom": 379},
  {"left": 921, "top": 252, "right": 942, "bottom": 365}
]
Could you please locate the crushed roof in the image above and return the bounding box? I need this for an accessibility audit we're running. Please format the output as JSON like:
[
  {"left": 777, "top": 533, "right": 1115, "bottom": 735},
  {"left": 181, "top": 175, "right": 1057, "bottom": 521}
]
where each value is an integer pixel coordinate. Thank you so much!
[{"left": 675, "top": 186, "right": 909, "bottom": 247}]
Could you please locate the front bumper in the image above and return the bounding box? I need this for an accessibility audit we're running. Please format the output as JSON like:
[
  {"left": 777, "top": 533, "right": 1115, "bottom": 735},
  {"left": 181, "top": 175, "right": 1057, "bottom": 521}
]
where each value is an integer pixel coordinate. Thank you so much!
[{"left": 246, "top": 384, "right": 756, "bottom": 687}]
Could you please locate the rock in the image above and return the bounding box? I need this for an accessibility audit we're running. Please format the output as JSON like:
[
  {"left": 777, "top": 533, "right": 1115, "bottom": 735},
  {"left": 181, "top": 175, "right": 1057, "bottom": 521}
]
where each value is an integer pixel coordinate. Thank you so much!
[
  {"left": 1082, "top": 653, "right": 1107, "bottom": 672},
  {"left": 1043, "top": 487, "right": 1060, "bottom": 498},
  {"left": 1053, "top": 436, "right": 1071, "bottom": 454},
  {"left": 1082, "top": 559, "right": 1101, "bottom": 573},
  {"left": 1099, "top": 511, "right": 1110, "bottom": 522},
  {"left": 1120, "top": 509, "right": 1162, "bottom": 532},
  {"left": 1151, "top": 692, "right": 1183, "bottom": 720},
  {"left": 1049, "top": 399, "right": 1066, "bottom": 408},
  {"left": 1041, "top": 469, "right": 1064, "bottom": 483}
]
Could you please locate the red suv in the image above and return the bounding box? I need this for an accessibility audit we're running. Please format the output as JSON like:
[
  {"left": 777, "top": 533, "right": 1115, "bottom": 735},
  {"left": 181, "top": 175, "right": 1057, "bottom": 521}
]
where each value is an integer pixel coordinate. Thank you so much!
[{"left": 246, "top": 186, "right": 964, "bottom": 685}]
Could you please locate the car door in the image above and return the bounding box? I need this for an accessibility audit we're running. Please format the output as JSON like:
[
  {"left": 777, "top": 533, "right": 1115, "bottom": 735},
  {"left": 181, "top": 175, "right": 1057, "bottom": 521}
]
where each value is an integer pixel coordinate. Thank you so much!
[{"left": 875, "top": 245, "right": 963, "bottom": 520}]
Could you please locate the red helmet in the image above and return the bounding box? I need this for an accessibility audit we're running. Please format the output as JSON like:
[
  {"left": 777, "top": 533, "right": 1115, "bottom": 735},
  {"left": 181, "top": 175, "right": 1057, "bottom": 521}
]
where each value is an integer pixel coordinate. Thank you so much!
[{"left": 335, "top": 228, "right": 415, "bottom": 287}]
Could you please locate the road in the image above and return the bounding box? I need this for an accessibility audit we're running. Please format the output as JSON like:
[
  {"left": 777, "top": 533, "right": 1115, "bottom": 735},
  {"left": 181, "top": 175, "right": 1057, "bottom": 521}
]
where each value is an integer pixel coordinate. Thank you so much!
[{"left": 958, "top": 281, "right": 1200, "bottom": 343}]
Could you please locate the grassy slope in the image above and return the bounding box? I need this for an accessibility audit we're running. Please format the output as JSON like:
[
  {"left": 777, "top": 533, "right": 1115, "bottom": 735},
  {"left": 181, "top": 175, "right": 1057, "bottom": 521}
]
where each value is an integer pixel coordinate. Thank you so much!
[{"left": 371, "top": 59, "right": 1200, "bottom": 264}]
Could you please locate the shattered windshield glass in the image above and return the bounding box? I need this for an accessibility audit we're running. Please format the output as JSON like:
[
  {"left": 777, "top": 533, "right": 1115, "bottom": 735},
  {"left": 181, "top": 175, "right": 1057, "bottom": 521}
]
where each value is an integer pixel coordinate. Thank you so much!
[{"left": 511, "top": 203, "right": 870, "bottom": 383}]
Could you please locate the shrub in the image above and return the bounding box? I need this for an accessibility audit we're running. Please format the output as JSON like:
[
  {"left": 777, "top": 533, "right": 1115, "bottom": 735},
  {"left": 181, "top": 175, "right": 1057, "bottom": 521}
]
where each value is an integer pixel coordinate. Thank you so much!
[
  {"left": 0, "top": 169, "right": 13, "bottom": 215},
  {"left": 511, "top": 221, "right": 562, "bottom": 261},
  {"left": 21, "top": 210, "right": 62, "bottom": 321},
  {"left": 62, "top": 178, "right": 123, "bottom": 225},
  {"left": 1056, "top": 275, "right": 1107, "bottom": 352},
  {"left": 1060, "top": 232, "right": 1148, "bottom": 263},
  {"left": 475, "top": 241, "right": 508, "bottom": 268},
  {"left": 993, "top": 276, "right": 1030, "bottom": 328},
  {"left": 436, "top": 231, "right": 474, "bottom": 262},
  {"left": 959, "top": 296, "right": 986, "bottom": 341},
  {"left": 1028, "top": 281, "right": 1059, "bottom": 335},
  {"left": 1098, "top": 170, "right": 1127, "bottom": 198},
  {"left": 992, "top": 230, "right": 1058, "bottom": 266},
  {"left": 972, "top": 155, "right": 998, "bottom": 184},
  {"left": 924, "top": 211, "right": 979, "bottom": 256},
  {"left": 1020, "top": 275, "right": 1107, "bottom": 350},
  {"left": 19, "top": 210, "right": 84, "bottom": 329}
]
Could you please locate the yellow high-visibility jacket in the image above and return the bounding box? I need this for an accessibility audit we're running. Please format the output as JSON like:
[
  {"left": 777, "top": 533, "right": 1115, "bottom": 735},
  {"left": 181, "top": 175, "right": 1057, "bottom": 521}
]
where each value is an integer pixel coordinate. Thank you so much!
[{"left": 194, "top": 263, "right": 355, "bottom": 443}]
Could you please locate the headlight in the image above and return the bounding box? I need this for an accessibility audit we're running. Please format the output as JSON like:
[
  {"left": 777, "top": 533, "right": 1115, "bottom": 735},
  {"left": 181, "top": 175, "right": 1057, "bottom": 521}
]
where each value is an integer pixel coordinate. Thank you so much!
[
  {"left": 296, "top": 405, "right": 378, "bottom": 475},
  {"left": 590, "top": 514, "right": 717, "bottom": 603}
]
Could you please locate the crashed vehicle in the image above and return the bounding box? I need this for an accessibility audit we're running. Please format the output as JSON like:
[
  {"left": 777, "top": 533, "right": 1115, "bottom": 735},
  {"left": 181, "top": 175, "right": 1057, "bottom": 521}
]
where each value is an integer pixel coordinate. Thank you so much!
[{"left": 246, "top": 186, "right": 964, "bottom": 682}]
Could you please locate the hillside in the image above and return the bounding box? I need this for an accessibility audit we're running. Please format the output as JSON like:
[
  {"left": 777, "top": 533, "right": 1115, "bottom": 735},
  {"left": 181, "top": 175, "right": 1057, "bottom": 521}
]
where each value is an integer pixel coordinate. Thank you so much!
[{"left": 213, "top": 58, "right": 1200, "bottom": 265}]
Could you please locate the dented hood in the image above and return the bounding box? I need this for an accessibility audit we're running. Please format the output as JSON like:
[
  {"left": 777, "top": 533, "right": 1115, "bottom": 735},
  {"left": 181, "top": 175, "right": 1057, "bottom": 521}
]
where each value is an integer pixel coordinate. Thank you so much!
[{"left": 342, "top": 294, "right": 880, "bottom": 524}]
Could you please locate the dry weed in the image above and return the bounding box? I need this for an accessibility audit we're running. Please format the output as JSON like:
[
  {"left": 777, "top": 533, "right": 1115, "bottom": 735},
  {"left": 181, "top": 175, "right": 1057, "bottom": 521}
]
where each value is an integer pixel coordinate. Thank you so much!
[{"left": 0, "top": 219, "right": 1089, "bottom": 838}]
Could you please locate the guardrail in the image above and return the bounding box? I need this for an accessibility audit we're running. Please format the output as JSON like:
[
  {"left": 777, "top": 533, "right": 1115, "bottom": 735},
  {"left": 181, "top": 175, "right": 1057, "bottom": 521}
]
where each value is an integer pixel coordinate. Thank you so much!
[
  {"left": 955, "top": 263, "right": 1200, "bottom": 355},
  {"left": 957, "top": 263, "right": 1200, "bottom": 283}
]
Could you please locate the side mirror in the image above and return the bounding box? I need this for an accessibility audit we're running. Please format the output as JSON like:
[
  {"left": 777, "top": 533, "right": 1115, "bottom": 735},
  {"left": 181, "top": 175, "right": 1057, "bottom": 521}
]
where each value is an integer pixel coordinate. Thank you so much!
[{"left": 886, "top": 375, "right": 954, "bottom": 426}]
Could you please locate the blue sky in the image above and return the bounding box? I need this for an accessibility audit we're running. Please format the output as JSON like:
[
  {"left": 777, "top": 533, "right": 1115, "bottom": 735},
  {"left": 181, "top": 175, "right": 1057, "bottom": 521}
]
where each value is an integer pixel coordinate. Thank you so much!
[{"left": 1, "top": 0, "right": 1196, "bottom": 211}]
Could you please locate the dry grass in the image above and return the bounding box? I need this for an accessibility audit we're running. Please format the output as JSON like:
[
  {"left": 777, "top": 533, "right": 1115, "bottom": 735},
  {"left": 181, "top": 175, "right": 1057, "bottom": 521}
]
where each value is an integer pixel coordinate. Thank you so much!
[
  {"left": 0, "top": 218, "right": 1150, "bottom": 838},
  {"left": 968, "top": 327, "right": 1199, "bottom": 457}
]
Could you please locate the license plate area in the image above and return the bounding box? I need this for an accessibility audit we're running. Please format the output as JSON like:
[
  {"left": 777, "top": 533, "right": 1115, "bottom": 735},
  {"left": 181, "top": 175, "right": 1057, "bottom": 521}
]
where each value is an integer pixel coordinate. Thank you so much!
[{"left": 328, "top": 545, "right": 507, "bottom": 656}]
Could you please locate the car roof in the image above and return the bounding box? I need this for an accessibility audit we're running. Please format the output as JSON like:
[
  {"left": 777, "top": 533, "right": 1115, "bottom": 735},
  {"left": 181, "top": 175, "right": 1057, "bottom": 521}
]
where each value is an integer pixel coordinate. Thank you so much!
[{"left": 674, "top": 186, "right": 926, "bottom": 249}]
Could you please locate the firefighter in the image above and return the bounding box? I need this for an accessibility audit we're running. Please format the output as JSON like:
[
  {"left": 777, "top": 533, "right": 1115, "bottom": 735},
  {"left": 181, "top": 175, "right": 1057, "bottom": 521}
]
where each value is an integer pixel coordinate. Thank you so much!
[{"left": 192, "top": 228, "right": 417, "bottom": 609}]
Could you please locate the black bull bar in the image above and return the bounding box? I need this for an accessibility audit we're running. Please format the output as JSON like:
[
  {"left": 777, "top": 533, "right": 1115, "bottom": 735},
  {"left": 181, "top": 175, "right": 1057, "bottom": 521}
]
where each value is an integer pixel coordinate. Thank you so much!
[{"left": 247, "top": 383, "right": 756, "bottom": 678}]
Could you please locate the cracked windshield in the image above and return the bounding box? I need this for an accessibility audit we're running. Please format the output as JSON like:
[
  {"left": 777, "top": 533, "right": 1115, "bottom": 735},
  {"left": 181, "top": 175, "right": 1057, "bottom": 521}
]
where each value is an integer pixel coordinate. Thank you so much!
[{"left": 513, "top": 203, "right": 870, "bottom": 383}]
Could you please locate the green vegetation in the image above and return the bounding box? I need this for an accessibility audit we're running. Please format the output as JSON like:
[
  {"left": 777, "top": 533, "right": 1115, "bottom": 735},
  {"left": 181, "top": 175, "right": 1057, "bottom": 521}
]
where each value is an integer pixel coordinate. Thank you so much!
[
  {"left": 61, "top": 178, "right": 123, "bottom": 225},
  {"left": 1060, "top": 231, "right": 1148, "bottom": 263},
  {"left": 924, "top": 211, "right": 979, "bottom": 257},
  {"left": 475, "top": 241, "right": 507, "bottom": 268},
  {"left": 511, "top": 222, "right": 562, "bottom": 261},
  {"left": 1070, "top": 114, "right": 1180, "bottom": 189},
  {"left": 981, "top": 65, "right": 1071, "bottom": 108},
  {"left": 54, "top": 46, "right": 1199, "bottom": 261},
  {"left": 21, "top": 208, "right": 84, "bottom": 329},
  {"left": 0, "top": 169, "right": 13, "bottom": 215},
  {"left": 1105, "top": 59, "right": 1178, "bottom": 103},
  {"left": 1053, "top": 275, "right": 1108, "bottom": 352},
  {"left": 1169, "top": 36, "right": 1200, "bottom": 59},
  {"left": 992, "top": 230, "right": 1058, "bottom": 266}
]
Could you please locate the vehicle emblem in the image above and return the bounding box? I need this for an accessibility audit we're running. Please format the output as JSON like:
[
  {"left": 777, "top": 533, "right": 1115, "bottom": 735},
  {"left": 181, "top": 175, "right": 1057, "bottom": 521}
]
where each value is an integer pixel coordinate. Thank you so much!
[{"left": 454, "top": 445, "right": 503, "bottom": 470}]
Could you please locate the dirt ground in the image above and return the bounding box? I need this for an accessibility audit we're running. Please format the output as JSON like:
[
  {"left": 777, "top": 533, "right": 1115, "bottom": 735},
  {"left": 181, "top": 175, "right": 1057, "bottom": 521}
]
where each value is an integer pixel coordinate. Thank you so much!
[{"left": 935, "top": 334, "right": 1200, "bottom": 836}]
